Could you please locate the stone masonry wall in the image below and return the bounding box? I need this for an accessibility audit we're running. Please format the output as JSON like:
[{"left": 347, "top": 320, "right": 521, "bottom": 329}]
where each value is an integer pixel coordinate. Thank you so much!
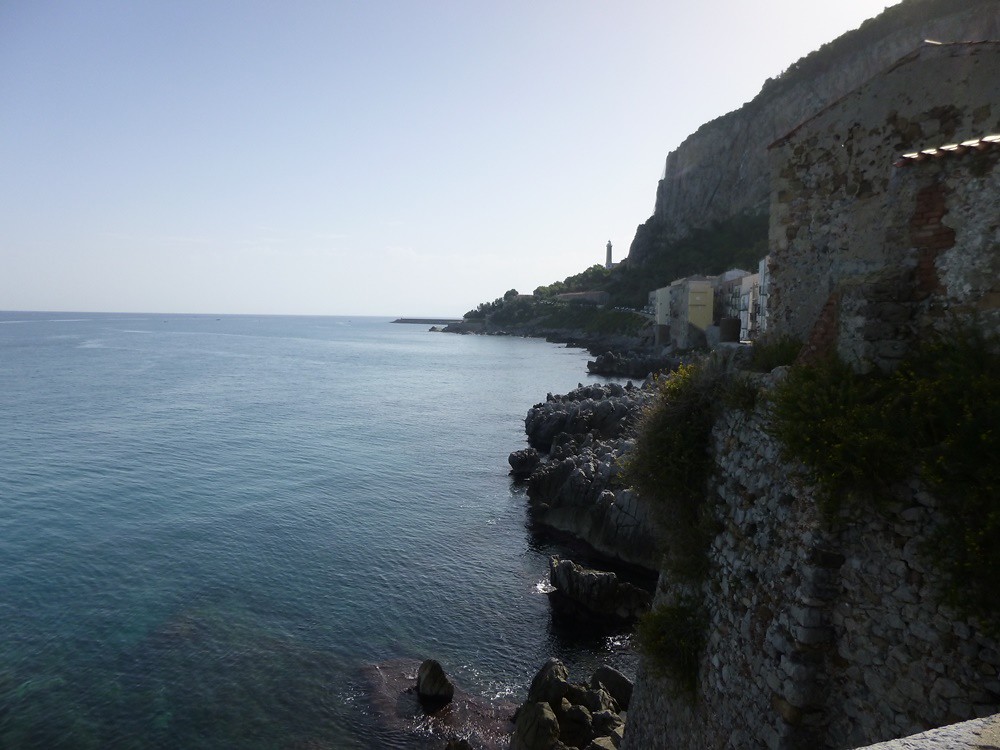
[
  {"left": 767, "top": 42, "right": 1000, "bottom": 358},
  {"left": 622, "top": 382, "right": 1000, "bottom": 750}
]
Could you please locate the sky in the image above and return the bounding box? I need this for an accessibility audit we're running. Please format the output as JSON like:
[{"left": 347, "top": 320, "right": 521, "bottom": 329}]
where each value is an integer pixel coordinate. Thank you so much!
[{"left": 0, "top": 1, "right": 901, "bottom": 317}]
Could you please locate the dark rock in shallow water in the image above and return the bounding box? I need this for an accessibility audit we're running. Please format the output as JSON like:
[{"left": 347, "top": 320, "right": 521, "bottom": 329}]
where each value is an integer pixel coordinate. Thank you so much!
[
  {"left": 508, "top": 447, "right": 541, "bottom": 479},
  {"left": 417, "top": 659, "right": 456, "bottom": 711},
  {"left": 548, "top": 556, "right": 652, "bottom": 624},
  {"left": 362, "top": 658, "right": 513, "bottom": 749}
]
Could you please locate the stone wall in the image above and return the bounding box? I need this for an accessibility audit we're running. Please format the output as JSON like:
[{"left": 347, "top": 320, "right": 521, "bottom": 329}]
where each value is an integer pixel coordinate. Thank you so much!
[
  {"left": 767, "top": 42, "right": 1000, "bottom": 367},
  {"left": 627, "top": 1, "right": 1000, "bottom": 265},
  {"left": 622, "top": 385, "right": 1000, "bottom": 750}
]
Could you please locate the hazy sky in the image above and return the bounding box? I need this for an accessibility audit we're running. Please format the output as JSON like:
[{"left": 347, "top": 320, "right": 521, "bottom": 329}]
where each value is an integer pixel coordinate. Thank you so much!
[{"left": 1, "top": 1, "right": 900, "bottom": 317}]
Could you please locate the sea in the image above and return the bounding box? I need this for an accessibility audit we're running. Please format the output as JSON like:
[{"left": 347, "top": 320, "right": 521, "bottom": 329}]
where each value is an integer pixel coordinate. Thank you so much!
[{"left": 0, "top": 312, "right": 639, "bottom": 749}]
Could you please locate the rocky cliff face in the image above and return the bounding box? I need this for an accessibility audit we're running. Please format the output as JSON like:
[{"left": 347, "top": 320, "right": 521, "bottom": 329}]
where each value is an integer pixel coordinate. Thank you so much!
[{"left": 628, "top": 0, "right": 1000, "bottom": 265}]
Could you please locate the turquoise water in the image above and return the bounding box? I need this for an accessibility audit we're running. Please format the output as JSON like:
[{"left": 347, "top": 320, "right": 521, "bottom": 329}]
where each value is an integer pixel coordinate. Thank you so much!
[{"left": 0, "top": 312, "right": 635, "bottom": 749}]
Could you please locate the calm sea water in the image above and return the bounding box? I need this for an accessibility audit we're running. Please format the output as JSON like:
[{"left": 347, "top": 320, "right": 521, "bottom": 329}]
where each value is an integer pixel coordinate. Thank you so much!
[{"left": 0, "top": 312, "right": 636, "bottom": 749}]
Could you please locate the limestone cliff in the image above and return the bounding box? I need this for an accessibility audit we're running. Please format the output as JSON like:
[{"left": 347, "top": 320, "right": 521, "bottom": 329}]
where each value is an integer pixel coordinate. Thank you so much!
[{"left": 628, "top": 0, "right": 1000, "bottom": 265}]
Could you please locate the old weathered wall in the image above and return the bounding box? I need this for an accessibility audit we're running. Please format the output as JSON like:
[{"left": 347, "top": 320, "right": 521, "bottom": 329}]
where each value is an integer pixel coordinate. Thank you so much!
[
  {"left": 622, "top": 394, "right": 1000, "bottom": 750},
  {"left": 767, "top": 42, "right": 1000, "bottom": 360},
  {"left": 628, "top": 0, "right": 1000, "bottom": 265}
]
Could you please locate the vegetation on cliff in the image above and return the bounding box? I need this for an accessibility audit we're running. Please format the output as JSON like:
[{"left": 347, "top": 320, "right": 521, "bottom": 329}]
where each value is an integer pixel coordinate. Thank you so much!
[
  {"left": 768, "top": 331, "right": 1000, "bottom": 632},
  {"left": 466, "top": 210, "right": 768, "bottom": 323},
  {"left": 620, "top": 212, "right": 768, "bottom": 304},
  {"left": 463, "top": 289, "right": 649, "bottom": 339}
]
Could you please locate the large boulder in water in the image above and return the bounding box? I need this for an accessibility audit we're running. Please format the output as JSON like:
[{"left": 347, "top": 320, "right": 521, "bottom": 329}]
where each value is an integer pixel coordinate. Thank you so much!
[{"left": 416, "top": 659, "right": 455, "bottom": 712}]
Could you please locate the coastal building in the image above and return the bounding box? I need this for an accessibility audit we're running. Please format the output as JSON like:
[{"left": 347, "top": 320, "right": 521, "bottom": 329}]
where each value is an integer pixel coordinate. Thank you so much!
[
  {"left": 713, "top": 269, "right": 751, "bottom": 342},
  {"left": 767, "top": 41, "right": 1000, "bottom": 369},
  {"left": 667, "top": 276, "right": 714, "bottom": 349},
  {"left": 649, "top": 285, "right": 671, "bottom": 346}
]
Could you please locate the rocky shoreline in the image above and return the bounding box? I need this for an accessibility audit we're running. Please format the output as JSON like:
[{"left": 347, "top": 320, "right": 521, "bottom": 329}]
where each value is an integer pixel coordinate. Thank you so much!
[
  {"left": 516, "top": 381, "right": 662, "bottom": 572},
  {"left": 439, "top": 321, "right": 663, "bottom": 378},
  {"left": 499, "top": 372, "right": 670, "bottom": 749}
]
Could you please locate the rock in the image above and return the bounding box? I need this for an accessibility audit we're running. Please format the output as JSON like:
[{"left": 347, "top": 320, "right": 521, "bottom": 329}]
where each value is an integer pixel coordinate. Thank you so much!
[
  {"left": 583, "top": 736, "right": 618, "bottom": 750},
  {"left": 527, "top": 658, "right": 571, "bottom": 708},
  {"left": 509, "top": 447, "right": 541, "bottom": 479},
  {"left": 417, "top": 659, "right": 455, "bottom": 712},
  {"left": 511, "top": 701, "right": 561, "bottom": 750},
  {"left": 587, "top": 350, "right": 680, "bottom": 379},
  {"left": 549, "top": 557, "right": 652, "bottom": 623},
  {"left": 563, "top": 682, "right": 619, "bottom": 714},
  {"left": 558, "top": 702, "right": 594, "bottom": 748},
  {"left": 591, "top": 709, "right": 625, "bottom": 738},
  {"left": 590, "top": 666, "right": 634, "bottom": 711},
  {"left": 444, "top": 741, "right": 474, "bottom": 750}
]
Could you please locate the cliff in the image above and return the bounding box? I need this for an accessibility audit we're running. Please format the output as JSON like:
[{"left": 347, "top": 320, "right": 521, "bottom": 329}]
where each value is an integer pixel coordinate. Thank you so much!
[{"left": 628, "top": 0, "right": 1000, "bottom": 265}]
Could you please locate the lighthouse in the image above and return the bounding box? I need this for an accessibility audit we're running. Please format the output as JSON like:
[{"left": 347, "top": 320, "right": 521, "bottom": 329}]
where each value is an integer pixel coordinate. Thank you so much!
[{"left": 605, "top": 240, "right": 613, "bottom": 269}]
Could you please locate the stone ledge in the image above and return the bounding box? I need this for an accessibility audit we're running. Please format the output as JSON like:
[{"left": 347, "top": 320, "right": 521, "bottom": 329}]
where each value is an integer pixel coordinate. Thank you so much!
[{"left": 851, "top": 713, "right": 1000, "bottom": 749}]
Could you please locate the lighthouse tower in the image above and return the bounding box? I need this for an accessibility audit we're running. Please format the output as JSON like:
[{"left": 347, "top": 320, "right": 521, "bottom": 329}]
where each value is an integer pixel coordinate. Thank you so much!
[{"left": 605, "top": 240, "right": 613, "bottom": 269}]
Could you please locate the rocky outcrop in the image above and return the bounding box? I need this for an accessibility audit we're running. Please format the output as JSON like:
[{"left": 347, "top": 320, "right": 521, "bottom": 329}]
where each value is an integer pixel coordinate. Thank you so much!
[
  {"left": 519, "top": 382, "right": 660, "bottom": 570},
  {"left": 548, "top": 556, "right": 652, "bottom": 624},
  {"left": 524, "top": 383, "right": 645, "bottom": 453},
  {"left": 629, "top": 0, "right": 1000, "bottom": 265},
  {"left": 586, "top": 351, "right": 679, "bottom": 379},
  {"left": 512, "top": 659, "right": 631, "bottom": 750},
  {"left": 508, "top": 448, "right": 541, "bottom": 479}
]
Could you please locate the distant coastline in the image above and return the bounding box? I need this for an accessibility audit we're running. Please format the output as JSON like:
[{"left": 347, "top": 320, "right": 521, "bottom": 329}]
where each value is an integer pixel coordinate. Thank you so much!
[{"left": 391, "top": 317, "right": 463, "bottom": 325}]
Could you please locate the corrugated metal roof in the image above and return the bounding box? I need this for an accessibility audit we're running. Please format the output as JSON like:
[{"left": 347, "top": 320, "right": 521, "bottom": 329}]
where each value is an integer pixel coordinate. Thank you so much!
[{"left": 894, "top": 134, "right": 1000, "bottom": 167}]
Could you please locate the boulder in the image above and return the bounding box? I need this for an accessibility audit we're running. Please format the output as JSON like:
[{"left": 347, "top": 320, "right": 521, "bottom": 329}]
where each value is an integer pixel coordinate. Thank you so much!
[
  {"left": 583, "top": 737, "right": 618, "bottom": 750},
  {"left": 511, "top": 701, "right": 561, "bottom": 750},
  {"left": 527, "top": 658, "right": 571, "bottom": 708},
  {"left": 565, "top": 684, "right": 618, "bottom": 715},
  {"left": 509, "top": 447, "right": 541, "bottom": 479},
  {"left": 591, "top": 709, "right": 625, "bottom": 738},
  {"left": 416, "top": 659, "right": 455, "bottom": 712},
  {"left": 590, "top": 666, "right": 634, "bottom": 711},
  {"left": 557, "top": 702, "right": 594, "bottom": 748}
]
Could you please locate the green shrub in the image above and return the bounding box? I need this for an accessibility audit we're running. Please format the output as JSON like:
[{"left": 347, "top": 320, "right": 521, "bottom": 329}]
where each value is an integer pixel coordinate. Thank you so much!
[
  {"left": 891, "top": 333, "right": 1000, "bottom": 629},
  {"left": 636, "top": 601, "right": 706, "bottom": 697},
  {"left": 625, "top": 360, "right": 725, "bottom": 579},
  {"left": 749, "top": 335, "right": 802, "bottom": 372},
  {"left": 767, "top": 355, "right": 910, "bottom": 513}
]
